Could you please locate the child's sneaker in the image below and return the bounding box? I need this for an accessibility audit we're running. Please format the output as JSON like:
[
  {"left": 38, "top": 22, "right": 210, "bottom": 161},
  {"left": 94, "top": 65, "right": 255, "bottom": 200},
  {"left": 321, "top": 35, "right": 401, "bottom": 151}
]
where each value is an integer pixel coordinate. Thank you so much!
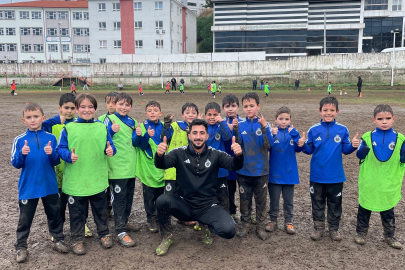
[
  {"left": 354, "top": 233, "right": 366, "bottom": 245},
  {"left": 84, "top": 224, "right": 92, "bottom": 237},
  {"left": 53, "top": 240, "right": 69, "bottom": 253},
  {"left": 117, "top": 232, "right": 136, "bottom": 247},
  {"left": 329, "top": 230, "right": 342, "bottom": 241},
  {"left": 201, "top": 225, "right": 213, "bottom": 245},
  {"left": 71, "top": 243, "right": 86, "bottom": 255},
  {"left": 310, "top": 228, "right": 324, "bottom": 241},
  {"left": 384, "top": 236, "right": 403, "bottom": 249},
  {"left": 193, "top": 221, "right": 202, "bottom": 231},
  {"left": 100, "top": 235, "right": 113, "bottom": 249},
  {"left": 156, "top": 235, "right": 173, "bottom": 256},
  {"left": 285, "top": 223, "right": 295, "bottom": 234},
  {"left": 256, "top": 226, "right": 268, "bottom": 241},
  {"left": 148, "top": 222, "right": 159, "bottom": 233},
  {"left": 265, "top": 221, "right": 277, "bottom": 232},
  {"left": 126, "top": 223, "right": 141, "bottom": 232},
  {"left": 16, "top": 249, "right": 28, "bottom": 263}
]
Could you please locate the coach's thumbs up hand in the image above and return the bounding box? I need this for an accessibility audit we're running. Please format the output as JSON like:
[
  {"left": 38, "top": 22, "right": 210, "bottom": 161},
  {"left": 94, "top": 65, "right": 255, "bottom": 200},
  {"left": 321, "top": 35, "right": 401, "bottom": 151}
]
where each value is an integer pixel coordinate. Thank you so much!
[
  {"left": 106, "top": 141, "right": 114, "bottom": 157},
  {"left": 22, "top": 140, "right": 30, "bottom": 155},
  {"left": 298, "top": 132, "right": 306, "bottom": 147},
  {"left": 148, "top": 126, "right": 155, "bottom": 137},
  {"left": 157, "top": 136, "right": 168, "bottom": 157},
  {"left": 352, "top": 134, "right": 360, "bottom": 148},
  {"left": 136, "top": 123, "right": 142, "bottom": 136},
  {"left": 112, "top": 119, "right": 120, "bottom": 133},
  {"left": 71, "top": 147, "right": 78, "bottom": 163},
  {"left": 231, "top": 136, "right": 242, "bottom": 156},
  {"left": 271, "top": 124, "right": 278, "bottom": 135},
  {"left": 44, "top": 141, "right": 52, "bottom": 155}
]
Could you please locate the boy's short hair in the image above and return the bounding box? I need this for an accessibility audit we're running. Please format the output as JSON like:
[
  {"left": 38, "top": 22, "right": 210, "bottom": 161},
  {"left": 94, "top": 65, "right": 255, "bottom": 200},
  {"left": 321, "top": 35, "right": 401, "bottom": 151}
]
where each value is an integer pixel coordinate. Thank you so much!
[
  {"left": 115, "top": 92, "right": 132, "bottom": 106},
  {"left": 275, "top": 106, "right": 291, "bottom": 118},
  {"left": 241, "top": 92, "right": 260, "bottom": 105},
  {"left": 319, "top": 96, "right": 338, "bottom": 111},
  {"left": 205, "top": 102, "right": 221, "bottom": 114},
  {"left": 182, "top": 102, "right": 198, "bottom": 114},
  {"left": 23, "top": 103, "right": 44, "bottom": 116},
  {"left": 59, "top": 93, "right": 76, "bottom": 106},
  {"left": 374, "top": 104, "right": 394, "bottom": 117},
  {"left": 222, "top": 94, "right": 239, "bottom": 107},
  {"left": 189, "top": 118, "right": 208, "bottom": 132},
  {"left": 75, "top": 93, "right": 97, "bottom": 110},
  {"left": 145, "top": 101, "right": 161, "bottom": 111},
  {"left": 105, "top": 91, "right": 118, "bottom": 102}
]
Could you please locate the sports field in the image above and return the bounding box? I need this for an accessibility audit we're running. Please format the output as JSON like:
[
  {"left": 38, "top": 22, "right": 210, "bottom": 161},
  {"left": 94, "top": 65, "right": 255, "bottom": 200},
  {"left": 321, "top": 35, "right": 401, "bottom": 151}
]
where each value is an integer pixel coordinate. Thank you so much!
[{"left": 1, "top": 88, "right": 405, "bottom": 269}]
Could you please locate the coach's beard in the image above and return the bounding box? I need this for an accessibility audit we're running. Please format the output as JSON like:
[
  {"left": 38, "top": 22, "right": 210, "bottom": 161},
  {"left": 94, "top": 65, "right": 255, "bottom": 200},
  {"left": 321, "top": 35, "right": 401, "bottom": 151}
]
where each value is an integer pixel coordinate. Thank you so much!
[{"left": 191, "top": 140, "right": 205, "bottom": 150}]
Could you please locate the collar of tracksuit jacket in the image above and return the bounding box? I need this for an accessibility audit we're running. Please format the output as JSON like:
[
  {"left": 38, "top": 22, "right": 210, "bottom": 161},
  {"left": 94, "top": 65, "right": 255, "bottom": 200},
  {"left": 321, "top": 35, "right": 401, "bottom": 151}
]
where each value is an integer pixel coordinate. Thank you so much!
[
  {"left": 75, "top": 117, "right": 96, "bottom": 123},
  {"left": 320, "top": 119, "right": 335, "bottom": 137},
  {"left": 187, "top": 142, "right": 208, "bottom": 158}
]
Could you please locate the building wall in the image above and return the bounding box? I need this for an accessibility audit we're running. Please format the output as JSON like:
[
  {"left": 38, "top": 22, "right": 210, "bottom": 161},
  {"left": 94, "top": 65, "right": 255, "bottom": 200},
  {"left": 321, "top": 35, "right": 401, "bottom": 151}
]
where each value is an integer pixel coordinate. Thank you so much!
[{"left": 186, "top": 8, "right": 197, "bottom": 53}]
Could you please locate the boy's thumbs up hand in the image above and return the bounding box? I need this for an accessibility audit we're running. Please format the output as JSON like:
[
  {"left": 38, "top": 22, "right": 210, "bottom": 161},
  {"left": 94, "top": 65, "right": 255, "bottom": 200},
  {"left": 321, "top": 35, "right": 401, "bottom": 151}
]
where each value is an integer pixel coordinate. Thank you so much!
[
  {"left": 352, "top": 133, "right": 360, "bottom": 148},
  {"left": 288, "top": 124, "right": 294, "bottom": 133},
  {"left": 136, "top": 122, "right": 142, "bottom": 136},
  {"left": 271, "top": 124, "right": 278, "bottom": 135},
  {"left": 157, "top": 136, "right": 168, "bottom": 157},
  {"left": 44, "top": 141, "right": 52, "bottom": 155},
  {"left": 22, "top": 140, "right": 30, "bottom": 155},
  {"left": 106, "top": 141, "right": 114, "bottom": 157},
  {"left": 71, "top": 147, "right": 78, "bottom": 163},
  {"left": 147, "top": 126, "right": 155, "bottom": 137},
  {"left": 112, "top": 119, "right": 120, "bottom": 133},
  {"left": 298, "top": 132, "right": 306, "bottom": 147},
  {"left": 231, "top": 136, "right": 242, "bottom": 156}
]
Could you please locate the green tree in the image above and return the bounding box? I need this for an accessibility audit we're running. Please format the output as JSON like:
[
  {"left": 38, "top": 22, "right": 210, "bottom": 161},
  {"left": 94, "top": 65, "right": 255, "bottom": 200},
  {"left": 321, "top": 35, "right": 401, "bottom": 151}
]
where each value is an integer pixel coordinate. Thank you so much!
[
  {"left": 197, "top": 14, "right": 213, "bottom": 53},
  {"left": 204, "top": 0, "right": 213, "bottom": 8}
]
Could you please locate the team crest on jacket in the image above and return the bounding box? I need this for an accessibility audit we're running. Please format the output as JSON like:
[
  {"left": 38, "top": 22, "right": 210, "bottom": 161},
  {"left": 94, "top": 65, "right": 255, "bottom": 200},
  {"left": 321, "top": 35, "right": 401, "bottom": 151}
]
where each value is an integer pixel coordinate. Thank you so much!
[
  {"left": 334, "top": 135, "right": 341, "bottom": 143},
  {"left": 290, "top": 139, "right": 294, "bottom": 146},
  {"left": 389, "top": 142, "right": 396, "bottom": 150},
  {"left": 114, "top": 185, "right": 121, "bottom": 194},
  {"left": 21, "top": 199, "right": 28, "bottom": 205},
  {"left": 205, "top": 159, "right": 211, "bottom": 168},
  {"left": 68, "top": 196, "right": 75, "bottom": 204},
  {"left": 256, "top": 128, "right": 262, "bottom": 136},
  {"left": 215, "top": 133, "right": 221, "bottom": 140}
]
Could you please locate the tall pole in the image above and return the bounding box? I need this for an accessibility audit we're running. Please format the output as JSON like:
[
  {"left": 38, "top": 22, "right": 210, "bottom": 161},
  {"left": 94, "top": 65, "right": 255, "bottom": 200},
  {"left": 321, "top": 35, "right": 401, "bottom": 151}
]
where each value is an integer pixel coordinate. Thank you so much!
[
  {"left": 323, "top": 10, "right": 326, "bottom": 56},
  {"left": 391, "top": 30, "right": 398, "bottom": 87},
  {"left": 58, "top": 22, "right": 63, "bottom": 63},
  {"left": 160, "top": 33, "right": 163, "bottom": 88}
]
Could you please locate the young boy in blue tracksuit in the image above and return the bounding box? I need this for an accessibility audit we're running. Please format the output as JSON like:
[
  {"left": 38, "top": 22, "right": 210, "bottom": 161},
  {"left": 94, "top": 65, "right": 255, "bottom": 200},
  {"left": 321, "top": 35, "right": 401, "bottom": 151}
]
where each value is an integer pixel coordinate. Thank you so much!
[
  {"left": 204, "top": 102, "right": 233, "bottom": 211},
  {"left": 233, "top": 92, "right": 274, "bottom": 240},
  {"left": 12, "top": 103, "right": 69, "bottom": 263},
  {"left": 266, "top": 106, "right": 305, "bottom": 235},
  {"left": 303, "top": 96, "right": 359, "bottom": 242},
  {"left": 222, "top": 94, "right": 243, "bottom": 217}
]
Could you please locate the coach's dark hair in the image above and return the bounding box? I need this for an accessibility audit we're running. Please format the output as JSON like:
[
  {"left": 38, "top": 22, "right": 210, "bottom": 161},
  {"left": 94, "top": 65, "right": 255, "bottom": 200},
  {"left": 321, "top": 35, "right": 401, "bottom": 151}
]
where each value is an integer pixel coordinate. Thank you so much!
[
  {"left": 222, "top": 94, "right": 239, "bottom": 107},
  {"left": 182, "top": 102, "right": 198, "bottom": 114},
  {"left": 374, "top": 104, "right": 394, "bottom": 118},
  {"left": 241, "top": 92, "right": 260, "bottom": 105},
  {"left": 105, "top": 91, "right": 118, "bottom": 103},
  {"left": 205, "top": 102, "right": 221, "bottom": 114},
  {"left": 115, "top": 92, "right": 132, "bottom": 106},
  {"left": 75, "top": 93, "right": 97, "bottom": 110},
  {"left": 23, "top": 103, "right": 44, "bottom": 116},
  {"left": 145, "top": 101, "right": 161, "bottom": 111},
  {"left": 275, "top": 106, "right": 291, "bottom": 118},
  {"left": 189, "top": 118, "right": 208, "bottom": 132},
  {"left": 319, "top": 96, "right": 338, "bottom": 111},
  {"left": 59, "top": 93, "right": 76, "bottom": 107}
]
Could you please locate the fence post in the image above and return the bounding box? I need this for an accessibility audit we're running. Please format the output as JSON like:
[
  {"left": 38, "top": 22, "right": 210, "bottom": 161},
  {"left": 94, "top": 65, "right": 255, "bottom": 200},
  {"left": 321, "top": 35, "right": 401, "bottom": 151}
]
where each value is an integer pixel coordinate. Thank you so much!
[
  {"left": 104, "top": 72, "right": 106, "bottom": 88},
  {"left": 47, "top": 73, "right": 49, "bottom": 88},
  {"left": 343, "top": 71, "right": 346, "bottom": 86}
]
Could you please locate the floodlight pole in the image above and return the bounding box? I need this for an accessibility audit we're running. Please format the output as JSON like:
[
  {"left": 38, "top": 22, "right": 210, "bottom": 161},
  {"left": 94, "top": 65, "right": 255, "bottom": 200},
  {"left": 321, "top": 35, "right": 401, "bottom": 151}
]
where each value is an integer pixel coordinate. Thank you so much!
[
  {"left": 58, "top": 22, "right": 63, "bottom": 63},
  {"left": 323, "top": 10, "right": 326, "bottom": 56},
  {"left": 391, "top": 30, "right": 399, "bottom": 87}
]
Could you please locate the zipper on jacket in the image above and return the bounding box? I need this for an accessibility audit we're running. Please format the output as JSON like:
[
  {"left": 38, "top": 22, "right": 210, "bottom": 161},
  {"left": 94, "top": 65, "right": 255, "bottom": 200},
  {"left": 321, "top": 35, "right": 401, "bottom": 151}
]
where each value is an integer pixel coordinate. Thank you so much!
[
  {"left": 327, "top": 123, "right": 329, "bottom": 137},
  {"left": 196, "top": 153, "right": 200, "bottom": 175},
  {"left": 283, "top": 129, "right": 286, "bottom": 141},
  {"left": 35, "top": 131, "right": 40, "bottom": 149},
  {"left": 251, "top": 120, "right": 253, "bottom": 132},
  {"left": 383, "top": 130, "right": 385, "bottom": 144}
]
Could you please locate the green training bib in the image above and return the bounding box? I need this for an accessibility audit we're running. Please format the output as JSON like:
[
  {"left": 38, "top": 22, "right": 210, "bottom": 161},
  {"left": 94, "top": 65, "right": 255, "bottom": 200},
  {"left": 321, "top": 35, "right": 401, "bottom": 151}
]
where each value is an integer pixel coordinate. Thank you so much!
[
  {"left": 164, "top": 122, "right": 188, "bottom": 180},
  {"left": 52, "top": 123, "right": 66, "bottom": 188}
]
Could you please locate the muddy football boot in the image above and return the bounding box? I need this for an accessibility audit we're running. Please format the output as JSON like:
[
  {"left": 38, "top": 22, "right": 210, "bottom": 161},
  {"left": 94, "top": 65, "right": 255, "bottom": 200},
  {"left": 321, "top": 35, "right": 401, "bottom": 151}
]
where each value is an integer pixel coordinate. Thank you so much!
[
  {"left": 53, "top": 240, "right": 69, "bottom": 253},
  {"left": 265, "top": 221, "right": 277, "bottom": 232},
  {"left": 285, "top": 223, "right": 295, "bottom": 235},
  {"left": 100, "top": 235, "right": 113, "bottom": 249},
  {"left": 201, "top": 225, "right": 213, "bottom": 245},
  {"left": 126, "top": 223, "right": 141, "bottom": 232},
  {"left": 354, "top": 233, "right": 366, "bottom": 245},
  {"left": 237, "top": 223, "right": 250, "bottom": 238},
  {"left": 384, "top": 236, "right": 403, "bottom": 249},
  {"left": 84, "top": 224, "right": 92, "bottom": 237},
  {"left": 117, "top": 232, "right": 136, "bottom": 247},
  {"left": 329, "top": 230, "right": 342, "bottom": 242},
  {"left": 310, "top": 229, "right": 324, "bottom": 241},
  {"left": 156, "top": 236, "right": 174, "bottom": 256},
  {"left": 16, "top": 249, "right": 28, "bottom": 263},
  {"left": 256, "top": 226, "right": 268, "bottom": 241},
  {"left": 148, "top": 222, "right": 159, "bottom": 233},
  {"left": 194, "top": 221, "right": 202, "bottom": 231},
  {"left": 71, "top": 243, "right": 86, "bottom": 255}
]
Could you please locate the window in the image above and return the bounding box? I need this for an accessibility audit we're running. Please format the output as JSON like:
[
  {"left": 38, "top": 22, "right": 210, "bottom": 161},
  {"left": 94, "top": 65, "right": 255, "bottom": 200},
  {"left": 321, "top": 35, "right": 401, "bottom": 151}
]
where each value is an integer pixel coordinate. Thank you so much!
[
  {"left": 60, "top": 28, "right": 69, "bottom": 36},
  {"left": 156, "top": 39, "right": 163, "bottom": 48},
  {"left": 99, "top": 40, "right": 107, "bottom": 48},
  {"left": 34, "top": 60, "right": 44, "bottom": 63},
  {"left": 31, "top": 11, "right": 41, "bottom": 19},
  {"left": 188, "top": 2, "right": 196, "bottom": 6},
  {"left": 6, "top": 28, "right": 15, "bottom": 35},
  {"left": 114, "top": 22, "right": 121, "bottom": 30},
  {"left": 74, "top": 44, "right": 90, "bottom": 52},
  {"left": 59, "top": 12, "right": 68, "bottom": 20},
  {"left": 114, "top": 40, "right": 121, "bottom": 48},
  {"left": 99, "top": 22, "right": 106, "bottom": 30},
  {"left": 134, "top": 2, "right": 142, "bottom": 11},
  {"left": 156, "top": 21, "right": 163, "bottom": 29},
  {"left": 73, "top": 12, "right": 82, "bottom": 20},
  {"left": 21, "top": 28, "right": 30, "bottom": 36},
  {"left": 155, "top": 2, "right": 163, "bottom": 10},
  {"left": 8, "top": 44, "right": 17, "bottom": 51},
  {"left": 0, "top": 44, "right": 4, "bottom": 51},
  {"left": 0, "top": 28, "right": 3, "bottom": 35},
  {"left": 22, "top": 60, "right": 32, "bottom": 64},
  {"left": 48, "top": 44, "right": 58, "bottom": 52},
  {"left": 365, "top": 0, "right": 388, "bottom": 10},
  {"left": 74, "top": 28, "right": 89, "bottom": 36},
  {"left": 33, "top": 44, "right": 43, "bottom": 52},
  {"left": 62, "top": 44, "right": 69, "bottom": 52},
  {"left": 46, "top": 12, "right": 57, "bottom": 20},
  {"left": 33, "top": 28, "right": 42, "bottom": 36},
  {"left": 393, "top": 0, "right": 402, "bottom": 11},
  {"left": 21, "top": 44, "right": 31, "bottom": 52},
  {"left": 135, "top": 40, "right": 143, "bottom": 48},
  {"left": 100, "top": 58, "right": 106, "bottom": 63},
  {"left": 47, "top": 28, "right": 58, "bottom": 36},
  {"left": 134, "top": 21, "right": 142, "bottom": 29},
  {"left": 113, "top": 3, "right": 120, "bottom": 11},
  {"left": 99, "top": 3, "right": 106, "bottom": 11},
  {"left": 5, "top": 11, "right": 15, "bottom": 19},
  {"left": 19, "top": 11, "right": 29, "bottom": 19},
  {"left": 83, "top": 12, "right": 89, "bottom": 20}
]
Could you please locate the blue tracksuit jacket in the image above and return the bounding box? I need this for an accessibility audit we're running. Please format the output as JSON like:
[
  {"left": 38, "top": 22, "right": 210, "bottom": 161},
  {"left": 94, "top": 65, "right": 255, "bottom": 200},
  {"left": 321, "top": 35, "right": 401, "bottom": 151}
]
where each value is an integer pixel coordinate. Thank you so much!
[
  {"left": 224, "top": 115, "right": 243, "bottom": 180},
  {"left": 206, "top": 120, "right": 232, "bottom": 178}
]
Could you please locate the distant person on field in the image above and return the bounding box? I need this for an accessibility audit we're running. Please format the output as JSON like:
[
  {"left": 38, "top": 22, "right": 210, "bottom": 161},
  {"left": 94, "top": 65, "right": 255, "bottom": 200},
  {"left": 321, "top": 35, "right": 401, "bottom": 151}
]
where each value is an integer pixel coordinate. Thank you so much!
[
  {"left": 327, "top": 82, "right": 332, "bottom": 95},
  {"left": 171, "top": 77, "right": 177, "bottom": 92},
  {"left": 165, "top": 81, "right": 170, "bottom": 94},
  {"left": 259, "top": 79, "right": 264, "bottom": 90},
  {"left": 118, "top": 83, "right": 124, "bottom": 91},
  {"left": 211, "top": 81, "right": 217, "bottom": 99},
  {"left": 179, "top": 82, "right": 184, "bottom": 94},
  {"left": 207, "top": 82, "right": 211, "bottom": 93},
  {"left": 11, "top": 80, "right": 18, "bottom": 96},
  {"left": 295, "top": 79, "right": 300, "bottom": 91},
  {"left": 83, "top": 77, "right": 89, "bottom": 91},
  {"left": 253, "top": 78, "right": 257, "bottom": 90},
  {"left": 218, "top": 83, "right": 222, "bottom": 93},
  {"left": 138, "top": 82, "right": 144, "bottom": 96},
  {"left": 357, "top": 77, "right": 362, "bottom": 97},
  {"left": 180, "top": 78, "right": 185, "bottom": 86},
  {"left": 264, "top": 82, "right": 270, "bottom": 98},
  {"left": 71, "top": 82, "right": 77, "bottom": 95}
]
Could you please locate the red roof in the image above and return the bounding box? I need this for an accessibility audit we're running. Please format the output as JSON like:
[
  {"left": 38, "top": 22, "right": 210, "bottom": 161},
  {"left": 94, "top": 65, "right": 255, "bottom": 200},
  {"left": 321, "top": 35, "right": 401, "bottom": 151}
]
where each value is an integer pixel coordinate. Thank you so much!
[{"left": 0, "top": 1, "right": 88, "bottom": 8}]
